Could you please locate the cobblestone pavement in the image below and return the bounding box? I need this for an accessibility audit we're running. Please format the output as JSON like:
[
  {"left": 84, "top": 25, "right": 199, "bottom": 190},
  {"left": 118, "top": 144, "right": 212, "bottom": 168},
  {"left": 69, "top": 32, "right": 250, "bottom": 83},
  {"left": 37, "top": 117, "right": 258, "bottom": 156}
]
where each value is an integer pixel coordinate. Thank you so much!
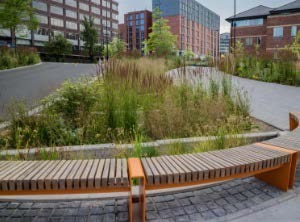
[{"left": 0, "top": 165, "right": 299, "bottom": 222}]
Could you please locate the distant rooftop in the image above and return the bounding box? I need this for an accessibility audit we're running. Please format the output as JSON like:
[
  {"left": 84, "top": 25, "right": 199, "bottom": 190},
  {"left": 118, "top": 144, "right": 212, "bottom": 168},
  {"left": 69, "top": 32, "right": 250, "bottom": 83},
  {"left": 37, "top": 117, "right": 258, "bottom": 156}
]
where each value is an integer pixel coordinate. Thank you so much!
[
  {"left": 271, "top": 0, "right": 300, "bottom": 13},
  {"left": 226, "top": 5, "right": 273, "bottom": 22},
  {"left": 226, "top": 0, "right": 300, "bottom": 22}
]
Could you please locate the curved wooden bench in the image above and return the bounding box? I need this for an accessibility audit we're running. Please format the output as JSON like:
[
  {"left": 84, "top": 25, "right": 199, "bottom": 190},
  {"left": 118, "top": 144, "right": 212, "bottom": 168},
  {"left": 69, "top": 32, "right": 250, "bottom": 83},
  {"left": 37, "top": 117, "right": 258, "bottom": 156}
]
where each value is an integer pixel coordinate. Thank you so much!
[
  {"left": 0, "top": 112, "right": 299, "bottom": 222},
  {"left": 141, "top": 143, "right": 297, "bottom": 191}
]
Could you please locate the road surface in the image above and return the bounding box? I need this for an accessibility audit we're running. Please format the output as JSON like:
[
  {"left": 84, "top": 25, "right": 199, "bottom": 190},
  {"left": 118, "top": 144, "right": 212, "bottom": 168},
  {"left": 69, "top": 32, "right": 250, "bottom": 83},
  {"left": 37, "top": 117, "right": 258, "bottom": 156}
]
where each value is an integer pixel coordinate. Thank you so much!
[{"left": 0, "top": 62, "right": 96, "bottom": 118}]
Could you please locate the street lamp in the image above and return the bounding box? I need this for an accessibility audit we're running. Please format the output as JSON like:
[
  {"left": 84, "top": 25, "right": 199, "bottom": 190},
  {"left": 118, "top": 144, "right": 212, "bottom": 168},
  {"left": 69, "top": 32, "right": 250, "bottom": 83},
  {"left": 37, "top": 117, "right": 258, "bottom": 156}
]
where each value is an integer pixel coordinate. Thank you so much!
[
  {"left": 233, "top": 0, "right": 237, "bottom": 54},
  {"left": 105, "top": 7, "right": 109, "bottom": 60}
]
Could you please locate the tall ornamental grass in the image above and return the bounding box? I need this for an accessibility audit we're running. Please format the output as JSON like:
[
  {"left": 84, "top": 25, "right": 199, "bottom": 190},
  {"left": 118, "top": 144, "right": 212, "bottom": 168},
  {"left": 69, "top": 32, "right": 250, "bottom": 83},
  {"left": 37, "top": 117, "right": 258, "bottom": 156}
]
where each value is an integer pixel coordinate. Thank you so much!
[
  {"left": 0, "top": 46, "right": 40, "bottom": 70},
  {"left": 218, "top": 49, "right": 300, "bottom": 86},
  {"left": 0, "top": 58, "right": 252, "bottom": 149}
]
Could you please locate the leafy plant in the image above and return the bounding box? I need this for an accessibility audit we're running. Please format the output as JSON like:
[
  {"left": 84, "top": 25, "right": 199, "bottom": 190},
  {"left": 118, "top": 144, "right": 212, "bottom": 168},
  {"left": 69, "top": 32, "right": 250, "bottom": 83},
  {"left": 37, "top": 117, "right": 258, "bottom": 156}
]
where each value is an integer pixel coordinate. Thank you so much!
[
  {"left": 44, "top": 35, "right": 72, "bottom": 58},
  {"left": 143, "top": 7, "right": 177, "bottom": 57}
]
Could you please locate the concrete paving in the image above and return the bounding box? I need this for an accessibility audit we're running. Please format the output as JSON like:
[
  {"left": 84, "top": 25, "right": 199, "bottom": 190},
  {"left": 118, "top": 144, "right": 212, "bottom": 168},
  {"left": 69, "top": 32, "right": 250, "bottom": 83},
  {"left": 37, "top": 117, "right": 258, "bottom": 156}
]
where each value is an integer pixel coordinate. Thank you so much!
[{"left": 0, "top": 62, "right": 96, "bottom": 118}]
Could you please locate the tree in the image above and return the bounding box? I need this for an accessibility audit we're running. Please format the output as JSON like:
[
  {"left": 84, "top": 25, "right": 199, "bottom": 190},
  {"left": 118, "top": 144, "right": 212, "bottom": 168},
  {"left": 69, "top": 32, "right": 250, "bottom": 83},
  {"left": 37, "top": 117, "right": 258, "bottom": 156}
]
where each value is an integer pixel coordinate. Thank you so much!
[
  {"left": 106, "top": 38, "right": 125, "bottom": 58},
  {"left": 81, "top": 16, "right": 98, "bottom": 60},
  {"left": 0, "top": 0, "right": 38, "bottom": 53},
  {"left": 44, "top": 35, "right": 72, "bottom": 61},
  {"left": 144, "top": 7, "right": 177, "bottom": 57}
]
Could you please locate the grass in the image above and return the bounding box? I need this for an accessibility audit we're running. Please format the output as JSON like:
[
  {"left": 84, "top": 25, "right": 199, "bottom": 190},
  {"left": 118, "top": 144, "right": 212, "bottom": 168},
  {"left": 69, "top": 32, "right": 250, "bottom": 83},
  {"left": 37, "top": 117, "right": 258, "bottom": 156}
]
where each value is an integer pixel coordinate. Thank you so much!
[
  {"left": 0, "top": 46, "right": 41, "bottom": 70},
  {"left": 0, "top": 57, "right": 253, "bottom": 154},
  {"left": 218, "top": 49, "right": 300, "bottom": 86}
]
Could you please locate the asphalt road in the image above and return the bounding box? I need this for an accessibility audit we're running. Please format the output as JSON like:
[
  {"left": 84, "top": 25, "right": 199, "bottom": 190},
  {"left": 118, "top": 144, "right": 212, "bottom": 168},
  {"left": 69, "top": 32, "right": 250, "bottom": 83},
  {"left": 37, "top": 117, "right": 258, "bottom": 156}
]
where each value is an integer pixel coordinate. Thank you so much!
[{"left": 0, "top": 62, "right": 96, "bottom": 118}]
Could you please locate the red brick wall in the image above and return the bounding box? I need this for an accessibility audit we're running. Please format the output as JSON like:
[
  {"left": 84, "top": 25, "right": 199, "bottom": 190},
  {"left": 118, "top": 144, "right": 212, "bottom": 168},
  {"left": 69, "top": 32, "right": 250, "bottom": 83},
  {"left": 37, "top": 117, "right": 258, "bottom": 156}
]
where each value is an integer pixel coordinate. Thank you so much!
[
  {"left": 165, "top": 15, "right": 219, "bottom": 57},
  {"left": 230, "top": 18, "right": 267, "bottom": 54},
  {"left": 266, "top": 13, "right": 300, "bottom": 51}
]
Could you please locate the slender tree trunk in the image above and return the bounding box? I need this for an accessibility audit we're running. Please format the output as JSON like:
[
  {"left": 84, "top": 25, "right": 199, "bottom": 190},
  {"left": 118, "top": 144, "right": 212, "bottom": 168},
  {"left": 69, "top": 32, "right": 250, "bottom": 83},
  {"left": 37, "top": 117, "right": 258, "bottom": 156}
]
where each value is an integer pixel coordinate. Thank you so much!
[{"left": 11, "top": 28, "right": 17, "bottom": 55}]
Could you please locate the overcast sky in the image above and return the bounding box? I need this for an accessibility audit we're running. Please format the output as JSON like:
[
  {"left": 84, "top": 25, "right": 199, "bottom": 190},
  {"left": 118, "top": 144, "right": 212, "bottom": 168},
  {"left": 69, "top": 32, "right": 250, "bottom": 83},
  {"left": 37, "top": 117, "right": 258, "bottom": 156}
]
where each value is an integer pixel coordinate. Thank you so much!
[{"left": 118, "top": 0, "right": 293, "bottom": 33}]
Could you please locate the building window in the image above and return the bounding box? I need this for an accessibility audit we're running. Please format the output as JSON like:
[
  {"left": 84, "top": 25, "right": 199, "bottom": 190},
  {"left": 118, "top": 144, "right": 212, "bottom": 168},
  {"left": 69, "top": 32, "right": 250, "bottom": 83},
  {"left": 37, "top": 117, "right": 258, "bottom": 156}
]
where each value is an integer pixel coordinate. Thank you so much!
[
  {"left": 50, "top": 5, "right": 63, "bottom": 15},
  {"left": 234, "top": 18, "right": 263, "bottom": 27},
  {"left": 80, "top": 13, "right": 89, "bottom": 21},
  {"left": 91, "top": 0, "right": 100, "bottom": 5},
  {"left": 79, "top": 3, "right": 89, "bottom": 11},
  {"left": 35, "top": 14, "right": 48, "bottom": 24},
  {"left": 66, "top": 10, "right": 77, "bottom": 19},
  {"left": 32, "top": 1, "right": 47, "bottom": 12},
  {"left": 112, "top": 3, "right": 118, "bottom": 11},
  {"left": 65, "top": 0, "right": 76, "bottom": 7},
  {"left": 66, "top": 21, "right": 77, "bottom": 30},
  {"left": 91, "top": 7, "right": 100, "bottom": 15},
  {"left": 51, "top": 18, "right": 64, "bottom": 27},
  {"left": 273, "top": 27, "right": 283, "bottom": 38},
  {"left": 291, "top": 26, "right": 297, "bottom": 37}
]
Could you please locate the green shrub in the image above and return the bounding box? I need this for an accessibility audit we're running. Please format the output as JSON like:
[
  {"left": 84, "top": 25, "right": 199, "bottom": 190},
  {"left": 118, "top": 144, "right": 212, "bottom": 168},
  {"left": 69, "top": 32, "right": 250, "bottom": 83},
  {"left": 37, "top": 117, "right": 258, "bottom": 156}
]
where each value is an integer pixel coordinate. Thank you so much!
[{"left": 0, "top": 46, "right": 40, "bottom": 70}]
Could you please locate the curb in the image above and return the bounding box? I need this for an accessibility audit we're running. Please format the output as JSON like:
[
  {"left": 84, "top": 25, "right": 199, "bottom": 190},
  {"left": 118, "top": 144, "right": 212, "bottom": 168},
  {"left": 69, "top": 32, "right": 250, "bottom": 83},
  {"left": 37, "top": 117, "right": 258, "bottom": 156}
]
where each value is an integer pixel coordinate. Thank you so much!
[
  {"left": 0, "top": 62, "right": 42, "bottom": 73},
  {"left": 0, "top": 131, "right": 280, "bottom": 157}
]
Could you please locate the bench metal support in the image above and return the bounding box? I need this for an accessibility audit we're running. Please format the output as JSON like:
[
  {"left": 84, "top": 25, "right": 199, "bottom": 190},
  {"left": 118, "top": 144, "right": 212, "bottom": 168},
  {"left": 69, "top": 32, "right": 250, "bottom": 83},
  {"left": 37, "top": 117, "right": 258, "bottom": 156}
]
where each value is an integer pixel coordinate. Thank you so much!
[
  {"left": 255, "top": 143, "right": 298, "bottom": 191},
  {"left": 128, "top": 158, "right": 146, "bottom": 222}
]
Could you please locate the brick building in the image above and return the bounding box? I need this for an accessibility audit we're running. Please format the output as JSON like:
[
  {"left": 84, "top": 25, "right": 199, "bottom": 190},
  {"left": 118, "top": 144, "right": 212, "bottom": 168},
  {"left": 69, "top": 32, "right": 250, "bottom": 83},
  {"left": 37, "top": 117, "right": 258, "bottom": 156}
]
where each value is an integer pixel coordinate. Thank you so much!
[
  {"left": 226, "top": 0, "right": 300, "bottom": 55},
  {"left": 118, "top": 10, "right": 152, "bottom": 54},
  {"left": 152, "top": 0, "right": 220, "bottom": 58},
  {"left": 0, "top": 0, "right": 119, "bottom": 51}
]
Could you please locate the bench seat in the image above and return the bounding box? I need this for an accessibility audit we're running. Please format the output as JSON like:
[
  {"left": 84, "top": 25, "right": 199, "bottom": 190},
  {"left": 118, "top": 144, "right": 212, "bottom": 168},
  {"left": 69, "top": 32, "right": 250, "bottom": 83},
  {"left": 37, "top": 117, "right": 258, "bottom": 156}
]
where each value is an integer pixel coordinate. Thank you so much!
[
  {"left": 142, "top": 144, "right": 292, "bottom": 189},
  {"left": 0, "top": 159, "right": 129, "bottom": 193}
]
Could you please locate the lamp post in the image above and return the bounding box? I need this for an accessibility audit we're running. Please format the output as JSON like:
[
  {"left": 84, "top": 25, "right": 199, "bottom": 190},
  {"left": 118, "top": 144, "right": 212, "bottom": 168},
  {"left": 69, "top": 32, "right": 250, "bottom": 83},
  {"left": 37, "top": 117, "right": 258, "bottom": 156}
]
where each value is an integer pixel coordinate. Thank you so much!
[
  {"left": 105, "top": 8, "right": 109, "bottom": 61},
  {"left": 233, "top": 0, "right": 237, "bottom": 54}
]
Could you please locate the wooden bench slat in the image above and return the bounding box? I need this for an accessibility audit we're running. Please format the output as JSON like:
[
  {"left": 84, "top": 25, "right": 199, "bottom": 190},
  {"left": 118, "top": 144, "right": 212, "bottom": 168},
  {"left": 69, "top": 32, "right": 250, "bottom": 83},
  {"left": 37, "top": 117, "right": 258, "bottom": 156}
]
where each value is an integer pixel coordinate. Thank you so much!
[
  {"left": 88, "top": 159, "right": 99, "bottom": 188},
  {"left": 58, "top": 160, "right": 78, "bottom": 190},
  {"left": 188, "top": 154, "right": 216, "bottom": 179},
  {"left": 19, "top": 161, "right": 49, "bottom": 190},
  {"left": 145, "top": 158, "right": 160, "bottom": 185},
  {"left": 95, "top": 159, "right": 105, "bottom": 188},
  {"left": 248, "top": 146, "right": 286, "bottom": 165},
  {"left": 193, "top": 154, "right": 221, "bottom": 178},
  {"left": 210, "top": 151, "right": 244, "bottom": 174},
  {"left": 116, "top": 159, "right": 122, "bottom": 187},
  {"left": 203, "top": 153, "right": 235, "bottom": 176},
  {"left": 45, "top": 160, "right": 67, "bottom": 190},
  {"left": 151, "top": 158, "right": 167, "bottom": 184},
  {"left": 182, "top": 154, "right": 207, "bottom": 180},
  {"left": 159, "top": 156, "right": 180, "bottom": 184},
  {"left": 162, "top": 156, "right": 186, "bottom": 183},
  {"left": 141, "top": 158, "right": 153, "bottom": 185},
  {"left": 80, "top": 160, "right": 94, "bottom": 189},
  {"left": 229, "top": 148, "right": 260, "bottom": 172},
  {"left": 121, "top": 158, "right": 129, "bottom": 187},
  {"left": 32, "top": 161, "right": 59, "bottom": 190},
  {"left": 170, "top": 155, "right": 192, "bottom": 182},
  {"left": 155, "top": 156, "right": 174, "bottom": 184},
  {"left": 173, "top": 155, "right": 198, "bottom": 182},
  {"left": 73, "top": 160, "right": 89, "bottom": 189},
  {"left": 101, "top": 159, "right": 110, "bottom": 187},
  {"left": 108, "top": 159, "right": 116, "bottom": 187},
  {"left": 4, "top": 161, "right": 35, "bottom": 191}
]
